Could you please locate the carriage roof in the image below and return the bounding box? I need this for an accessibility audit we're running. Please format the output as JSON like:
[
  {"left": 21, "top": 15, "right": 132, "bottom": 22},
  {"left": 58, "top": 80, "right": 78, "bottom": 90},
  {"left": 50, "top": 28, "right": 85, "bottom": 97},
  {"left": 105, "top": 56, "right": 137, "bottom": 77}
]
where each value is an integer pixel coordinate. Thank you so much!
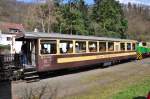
[{"left": 16, "top": 32, "right": 137, "bottom": 42}]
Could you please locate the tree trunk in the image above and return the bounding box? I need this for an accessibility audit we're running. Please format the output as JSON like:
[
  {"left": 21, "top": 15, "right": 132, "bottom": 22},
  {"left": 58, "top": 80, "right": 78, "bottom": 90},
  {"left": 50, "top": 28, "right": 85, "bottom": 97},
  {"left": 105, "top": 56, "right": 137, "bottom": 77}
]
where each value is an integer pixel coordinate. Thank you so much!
[{"left": 41, "top": 19, "right": 45, "bottom": 32}]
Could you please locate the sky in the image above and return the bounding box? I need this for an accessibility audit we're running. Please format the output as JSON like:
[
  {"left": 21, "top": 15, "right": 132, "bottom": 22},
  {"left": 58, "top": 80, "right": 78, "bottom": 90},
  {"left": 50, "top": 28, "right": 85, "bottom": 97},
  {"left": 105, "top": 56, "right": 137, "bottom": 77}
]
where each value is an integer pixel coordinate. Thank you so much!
[
  {"left": 118, "top": 0, "right": 150, "bottom": 5},
  {"left": 17, "top": 0, "right": 150, "bottom": 5},
  {"left": 17, "top": 0, "right": 94, "bottom": 4}
]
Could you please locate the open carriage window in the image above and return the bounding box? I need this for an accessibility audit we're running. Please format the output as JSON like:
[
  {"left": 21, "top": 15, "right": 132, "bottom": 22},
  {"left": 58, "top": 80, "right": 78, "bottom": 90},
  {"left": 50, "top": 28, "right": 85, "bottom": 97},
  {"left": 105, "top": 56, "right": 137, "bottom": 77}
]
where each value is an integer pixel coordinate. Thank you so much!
[
  {"left": 75, "top": 41, "right": 86, "bottom": 53},
  {"left": 108, "top": 42, "right": 114, "bottom": 51},
  {"left": 132, "top": 43, "right": 136, "bottom": 50},
  {"left": 89, "top": 41, "right": 97, "bottom": 52},
  {"left": 40, "top": 40, "right": 56, "bottom": 54},
  {"left": 60, "top": 40, "right": 73, "bottom": 54},
  {"left": 99, "top": 42, "right": 106, "bottom": 52},
  {"left": 127, "top": 43, "right": 131, "bottom": 50},
  {"left": 121, "top": 43, "right": 125, "bottom": 51}
]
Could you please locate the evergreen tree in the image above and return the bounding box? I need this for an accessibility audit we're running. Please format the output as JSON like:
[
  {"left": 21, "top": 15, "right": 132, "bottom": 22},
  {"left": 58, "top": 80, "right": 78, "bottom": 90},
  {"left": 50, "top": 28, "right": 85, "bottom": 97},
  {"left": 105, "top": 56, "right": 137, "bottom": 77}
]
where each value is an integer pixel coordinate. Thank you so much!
[
  {"left": 91, "top": 0, "right": 128, "bottom": 38},
  {"left": 78, "top": 0, "right": 90, "bottom": 35},
  {"left": 54, "top": 0, "right": 88, "bottom": 35}
]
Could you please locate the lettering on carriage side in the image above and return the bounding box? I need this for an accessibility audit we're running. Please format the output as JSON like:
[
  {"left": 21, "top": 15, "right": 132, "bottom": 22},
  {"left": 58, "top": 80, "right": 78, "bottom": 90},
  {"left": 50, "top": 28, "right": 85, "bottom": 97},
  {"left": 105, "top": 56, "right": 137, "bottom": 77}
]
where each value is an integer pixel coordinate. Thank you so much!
[{"left": 57, "top": 52, "right": 136, "bottom": 63}]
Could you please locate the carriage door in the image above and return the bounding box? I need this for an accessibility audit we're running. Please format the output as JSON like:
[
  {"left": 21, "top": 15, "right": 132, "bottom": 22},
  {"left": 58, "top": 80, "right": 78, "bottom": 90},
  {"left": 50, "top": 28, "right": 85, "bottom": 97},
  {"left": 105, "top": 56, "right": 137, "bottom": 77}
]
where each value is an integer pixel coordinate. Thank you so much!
[
  {"left": 31, "top": 40, "right": 37, "bottom": 66},
  {"left": 114, "top": 42, "right": 120, "bottom": 52}
]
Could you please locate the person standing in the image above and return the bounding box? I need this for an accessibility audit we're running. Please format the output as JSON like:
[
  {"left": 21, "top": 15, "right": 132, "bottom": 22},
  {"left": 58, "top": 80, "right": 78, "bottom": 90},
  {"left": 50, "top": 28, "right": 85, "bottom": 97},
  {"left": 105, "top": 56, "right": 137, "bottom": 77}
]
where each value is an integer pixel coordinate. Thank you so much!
[{"left": 21, "top": 42, "right": 27, "bottom": 66}]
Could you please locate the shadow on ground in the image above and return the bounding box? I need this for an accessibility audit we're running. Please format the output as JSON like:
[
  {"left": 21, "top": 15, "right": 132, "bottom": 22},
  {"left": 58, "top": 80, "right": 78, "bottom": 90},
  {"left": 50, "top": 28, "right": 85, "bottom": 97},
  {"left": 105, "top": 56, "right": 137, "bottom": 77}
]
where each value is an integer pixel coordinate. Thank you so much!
[
  {"left": 133, "top": 96, "right": 146, "bottom": 99},
  {"left": 0, "top": 81, "right": 12, "bottom": 99}
]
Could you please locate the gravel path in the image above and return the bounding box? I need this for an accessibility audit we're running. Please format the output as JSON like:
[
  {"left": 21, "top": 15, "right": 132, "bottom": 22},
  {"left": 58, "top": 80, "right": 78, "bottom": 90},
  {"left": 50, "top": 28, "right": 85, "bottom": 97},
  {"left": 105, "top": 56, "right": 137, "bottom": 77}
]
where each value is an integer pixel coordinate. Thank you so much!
[{"left": 10, "top": 58, "right": 150, "bottom": 99}]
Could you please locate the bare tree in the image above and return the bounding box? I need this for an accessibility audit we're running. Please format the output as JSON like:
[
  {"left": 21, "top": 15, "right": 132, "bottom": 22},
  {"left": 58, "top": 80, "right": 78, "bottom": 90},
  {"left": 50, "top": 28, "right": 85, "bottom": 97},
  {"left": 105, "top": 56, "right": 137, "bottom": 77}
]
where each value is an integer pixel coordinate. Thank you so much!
[
  {"left": 123, "top": 3, "right": 150, "bottom": 41},
  {"left": 26, "top": 0, "right": 57, "bottom": 33}
]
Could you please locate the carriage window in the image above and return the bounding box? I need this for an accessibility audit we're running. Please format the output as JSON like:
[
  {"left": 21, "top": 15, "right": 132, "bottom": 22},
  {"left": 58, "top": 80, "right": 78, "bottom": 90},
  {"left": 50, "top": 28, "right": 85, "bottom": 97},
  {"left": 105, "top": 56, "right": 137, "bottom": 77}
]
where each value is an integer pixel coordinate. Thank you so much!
[
  {"left": 75, "top": 41, "right": 86, "bottom": 53},
  {"left": 127, "top": 43, "right": 131, "bottom": 50},
  {"left": 99, "top": 42, "right": 106, "bottom": 51},
  {"left": 108, "top": 42, "right": 114, "bottom": 51},
  {"left": 89, "top": 42, "right": 97, "bottom": 52},
  {"left": 115, "top": 44, "right": 120, "bottom": 51},
  {"left": 60, "top": 40, "right": 73, "bottom": 54},
  {"left": 121, "top": 43, "right": 125, "bottom": 51},
  {"left": 40, "top": 40, "right": 56, "bottom": 54},
  {"left": 132, "top": 43, "right": 136, "bottom": 50}
]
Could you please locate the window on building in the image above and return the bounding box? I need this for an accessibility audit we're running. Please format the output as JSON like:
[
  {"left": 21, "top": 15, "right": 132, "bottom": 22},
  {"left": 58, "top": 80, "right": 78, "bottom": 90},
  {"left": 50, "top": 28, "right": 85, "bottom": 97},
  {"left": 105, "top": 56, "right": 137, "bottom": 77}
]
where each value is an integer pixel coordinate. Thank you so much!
[
  {"left": 75, "top": 41, "right": 86, "bottom": 53},
  {"left": 60, "top": 40, "right": 73, "bottom": 54},
  {"left": 40, "top": 40, "right": 56, "bottom": 54},
  {"left": 127, "top": 43, "right": 131, "bottom": 50},
  {"left": 7, "top": 37, "right": 12, "bottom": 41},
  {"left": 89, "top": 41, "right": 97, "bottom": 52},
  {"left": 9, "top": 28, "right": 20, "bottom": 33},
  {"left": 121, "top": 43, "right": 125, "bottom": 51},
  {"left": 108, "top": 42, "right": 114, "bottom": 51},
  {"left": 99, "top": 42, "right": 106, "bottom": 52}
]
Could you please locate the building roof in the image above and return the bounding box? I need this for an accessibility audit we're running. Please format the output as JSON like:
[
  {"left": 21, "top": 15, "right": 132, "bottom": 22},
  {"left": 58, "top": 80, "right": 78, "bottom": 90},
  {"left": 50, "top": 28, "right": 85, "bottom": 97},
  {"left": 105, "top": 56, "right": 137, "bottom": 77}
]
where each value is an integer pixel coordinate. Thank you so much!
[
  {"left": 16, "top": 32, "right": 137, "bottom": 42},
  {"left": 0, "top": 22, "right": 25, "bottom": 34}
]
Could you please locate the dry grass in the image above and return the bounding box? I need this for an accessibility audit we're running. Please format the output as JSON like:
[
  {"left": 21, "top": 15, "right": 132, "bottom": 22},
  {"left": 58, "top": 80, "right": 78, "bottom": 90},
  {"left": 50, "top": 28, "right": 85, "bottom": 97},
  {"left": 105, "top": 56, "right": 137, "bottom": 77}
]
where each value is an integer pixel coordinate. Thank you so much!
[{"left": 21, "top": 83, "right": 58, "bottom": 99}]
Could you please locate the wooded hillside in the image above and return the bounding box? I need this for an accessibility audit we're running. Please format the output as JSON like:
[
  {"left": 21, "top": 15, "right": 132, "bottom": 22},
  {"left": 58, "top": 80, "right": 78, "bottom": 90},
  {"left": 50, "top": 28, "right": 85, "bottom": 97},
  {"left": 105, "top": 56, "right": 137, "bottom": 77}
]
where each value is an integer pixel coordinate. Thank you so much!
[
  {"left": 0, "top": 0, "right": 149, "bottom": 41},
  {"left": 123, "top": 3, "right": 150, "bottom": 41}
]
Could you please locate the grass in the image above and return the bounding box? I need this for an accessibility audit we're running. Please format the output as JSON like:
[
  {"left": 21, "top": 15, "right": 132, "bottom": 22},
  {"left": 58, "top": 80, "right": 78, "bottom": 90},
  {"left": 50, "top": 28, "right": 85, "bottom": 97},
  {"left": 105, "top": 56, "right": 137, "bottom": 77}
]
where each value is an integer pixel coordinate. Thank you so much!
[
  {"left": 112, "top": 79, "right": 150, "bottom": 99},
  {"left": 63, "top": 74, "right": 150, "bottom": 99}
]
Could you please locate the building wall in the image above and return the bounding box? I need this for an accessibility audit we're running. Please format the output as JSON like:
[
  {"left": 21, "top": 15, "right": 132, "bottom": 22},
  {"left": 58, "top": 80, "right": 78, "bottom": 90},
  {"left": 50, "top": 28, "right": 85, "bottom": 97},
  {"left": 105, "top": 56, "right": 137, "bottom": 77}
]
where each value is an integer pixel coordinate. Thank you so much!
[{"left": 0, "top": 34, "right": 22, "bottom": 54}]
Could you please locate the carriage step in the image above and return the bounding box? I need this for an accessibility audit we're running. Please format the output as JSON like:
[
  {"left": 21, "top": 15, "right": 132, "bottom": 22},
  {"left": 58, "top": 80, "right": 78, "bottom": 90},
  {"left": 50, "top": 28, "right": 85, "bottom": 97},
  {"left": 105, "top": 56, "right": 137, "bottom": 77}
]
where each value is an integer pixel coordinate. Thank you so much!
[
  {"left": 24, "top": 75, "right": 39, "bottom": 80},
  {"left": 23, "top": 67, "right": 39, "bottom": 81},
  {"left": 24, "top": 67, "right": 36, "bottom": 72},
  {"left": 24, "top": 74, "right": 39, "bottom": 81},
  {"left": 24, "top": 71, "right": 37, "bottom": 75}
]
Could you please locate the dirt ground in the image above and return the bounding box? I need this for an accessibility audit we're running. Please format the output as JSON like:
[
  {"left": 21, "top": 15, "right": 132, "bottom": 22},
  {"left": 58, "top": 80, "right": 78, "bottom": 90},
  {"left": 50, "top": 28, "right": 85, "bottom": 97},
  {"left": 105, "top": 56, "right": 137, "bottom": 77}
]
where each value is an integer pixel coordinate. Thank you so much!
[{"left": 4, "top": 58, "right": 150, "bottom": 99}]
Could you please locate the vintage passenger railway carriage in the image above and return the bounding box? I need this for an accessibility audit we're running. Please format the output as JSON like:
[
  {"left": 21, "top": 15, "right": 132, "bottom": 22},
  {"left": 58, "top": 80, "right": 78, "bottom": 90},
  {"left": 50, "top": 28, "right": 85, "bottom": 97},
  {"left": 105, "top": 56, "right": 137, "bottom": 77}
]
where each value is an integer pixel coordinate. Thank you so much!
[{"left": 16, "top": 32, "right": 137, "bottom": 72}]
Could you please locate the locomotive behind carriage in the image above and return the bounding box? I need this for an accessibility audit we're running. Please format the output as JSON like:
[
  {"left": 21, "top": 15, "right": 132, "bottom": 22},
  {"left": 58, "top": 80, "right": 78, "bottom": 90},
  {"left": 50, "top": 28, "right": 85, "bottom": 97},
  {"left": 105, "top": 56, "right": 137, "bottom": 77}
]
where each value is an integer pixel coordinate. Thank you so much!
[{"left": 0, "top": 32, "right": 150, "bottom": 81}]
